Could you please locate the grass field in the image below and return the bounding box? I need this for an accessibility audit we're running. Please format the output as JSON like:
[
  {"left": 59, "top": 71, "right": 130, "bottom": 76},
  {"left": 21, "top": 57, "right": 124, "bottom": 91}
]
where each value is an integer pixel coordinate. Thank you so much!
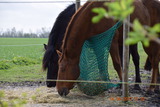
[
  {"left": 0, "top": 38, "right": 148, "bottom": 83},
  {"left": 0, "top": 38, "right": 48, "bottom": 82},
  {"left": 108, "top": 42, "right": 148, "bottom": 82},
  {"left": 0, "top": 38, "right": 47, "bottom": 60}
]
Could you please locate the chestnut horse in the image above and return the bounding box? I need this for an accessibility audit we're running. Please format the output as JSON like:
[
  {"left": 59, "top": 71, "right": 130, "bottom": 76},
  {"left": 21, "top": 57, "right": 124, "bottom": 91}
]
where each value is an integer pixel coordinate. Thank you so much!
[
  {"left": 43, "top": 2, "right": 148, "bottom": 90},
  {"left": 56, "top": 1, "right": 150, "bottom": 96},
  {"left": 143, "top": 0, "right": 160, "bottom": 71},
  {"left": 142, "top": 0, "right": 160, "bottom": 93}
]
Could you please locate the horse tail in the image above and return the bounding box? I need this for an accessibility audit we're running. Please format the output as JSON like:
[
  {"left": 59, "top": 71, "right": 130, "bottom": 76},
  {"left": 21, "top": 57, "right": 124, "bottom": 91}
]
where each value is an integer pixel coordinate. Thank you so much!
[{"left": 42, "top": 3, "right": 76, "bottom": 70}]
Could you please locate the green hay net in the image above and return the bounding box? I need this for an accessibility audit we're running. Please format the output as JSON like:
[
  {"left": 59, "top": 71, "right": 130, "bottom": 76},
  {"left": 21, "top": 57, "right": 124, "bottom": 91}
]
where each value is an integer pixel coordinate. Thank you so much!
[{"left": 77, "top": 21, "right": 122, "bottom": 96}]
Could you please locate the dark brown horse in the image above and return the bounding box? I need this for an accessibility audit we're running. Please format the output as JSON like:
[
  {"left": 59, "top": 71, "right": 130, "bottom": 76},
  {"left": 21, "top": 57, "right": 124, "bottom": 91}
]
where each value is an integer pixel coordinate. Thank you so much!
[
  {"left": 56, "top": 0, "right": 150, "bottom": 96},
  {"left": 143, "top": 0, "right": 160, "bottom": 71},
  {"left": 142, "top": 0, "right": 160, "bottom": 93},
  {"left": 42, "top": 4, "right": 75, "bottom": 87}
]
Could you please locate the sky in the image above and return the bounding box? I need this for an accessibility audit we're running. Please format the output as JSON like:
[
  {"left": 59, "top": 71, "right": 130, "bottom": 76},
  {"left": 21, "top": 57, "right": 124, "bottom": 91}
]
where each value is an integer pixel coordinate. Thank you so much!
[
  {"left": 0, "top": 0, "right": 160, "bottom": 33},
  {"left": 0, "top": 0, "right": 86, "bottom": 33}
]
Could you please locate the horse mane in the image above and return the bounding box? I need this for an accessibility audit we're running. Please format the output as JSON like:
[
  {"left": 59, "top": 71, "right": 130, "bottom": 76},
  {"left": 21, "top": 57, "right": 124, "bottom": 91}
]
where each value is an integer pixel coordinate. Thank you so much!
[
  {"left": 60, "top": 2, "right": 91, "bottom": 61},
  {"left": 42, "top": 3, "right": 75, "bottom": 70},
  {"left": 48, "top": 3, "right": 76, "bottom": 48}
]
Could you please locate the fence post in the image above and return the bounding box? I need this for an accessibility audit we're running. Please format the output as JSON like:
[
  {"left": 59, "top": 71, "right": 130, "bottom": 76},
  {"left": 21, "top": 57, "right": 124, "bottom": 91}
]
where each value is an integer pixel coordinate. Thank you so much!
[
  {"left": 122, "top": 15, "right": 130, "bottom": 101},
  {"left": 76, "top": 0, "right": 80, "bottom": 11}
]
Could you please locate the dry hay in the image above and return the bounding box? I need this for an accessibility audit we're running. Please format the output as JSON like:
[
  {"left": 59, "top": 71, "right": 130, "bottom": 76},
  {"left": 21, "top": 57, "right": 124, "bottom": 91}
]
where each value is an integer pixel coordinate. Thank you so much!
[{"left": 1, "top": 86, "right": 149, "bottom": 107}]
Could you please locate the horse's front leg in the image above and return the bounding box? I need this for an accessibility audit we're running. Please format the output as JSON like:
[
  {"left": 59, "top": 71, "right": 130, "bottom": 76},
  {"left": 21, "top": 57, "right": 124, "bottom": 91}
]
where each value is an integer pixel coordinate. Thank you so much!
[{"left": 110, "top": 35, "right": 122, "bottom": 82}]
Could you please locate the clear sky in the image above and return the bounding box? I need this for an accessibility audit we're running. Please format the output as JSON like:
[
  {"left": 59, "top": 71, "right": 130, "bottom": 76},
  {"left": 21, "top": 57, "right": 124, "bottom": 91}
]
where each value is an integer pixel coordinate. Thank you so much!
[{"left": 0, "top": 0, "right": 86, "bottom": 33}]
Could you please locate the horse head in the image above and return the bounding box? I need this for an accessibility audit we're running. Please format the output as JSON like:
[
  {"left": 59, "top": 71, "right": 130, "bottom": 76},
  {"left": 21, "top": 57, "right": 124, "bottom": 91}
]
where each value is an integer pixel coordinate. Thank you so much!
[
  {"left": 42, "top": 3, "right": 76, "bottom": 88},
  {"left": 56, "top": 50, "right": 80, "bottom": 96},
  {"left": 43, "top": 44, "right": 59, "bottom": 87}
]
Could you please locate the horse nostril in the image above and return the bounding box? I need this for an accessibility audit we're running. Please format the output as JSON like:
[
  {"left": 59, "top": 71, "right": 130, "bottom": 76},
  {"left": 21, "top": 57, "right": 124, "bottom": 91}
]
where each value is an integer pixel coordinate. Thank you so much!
[{"left": 58, "top": 88, "right": 69, "bottom": 97}]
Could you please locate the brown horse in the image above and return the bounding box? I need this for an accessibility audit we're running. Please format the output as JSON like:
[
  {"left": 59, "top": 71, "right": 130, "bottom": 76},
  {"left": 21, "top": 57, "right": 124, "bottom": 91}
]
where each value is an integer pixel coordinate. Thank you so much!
[
  {"left": 56, "top": 0, "right": 150, "bottom": 96},
  {"left": 43, "top": 2, "right": 145, "bottom": 90},
  {"left": 143, "top": 0, "right": 160, "bottom": 71},
  {"left": 142, "top": 0, "right": 160, "bottom": 93}
]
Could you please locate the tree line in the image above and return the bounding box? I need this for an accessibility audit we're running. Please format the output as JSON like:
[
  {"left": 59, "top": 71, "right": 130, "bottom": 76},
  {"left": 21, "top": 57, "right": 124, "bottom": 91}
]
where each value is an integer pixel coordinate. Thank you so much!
[{"left": 0, "top": 27, "right": 50, "bottom": 38}]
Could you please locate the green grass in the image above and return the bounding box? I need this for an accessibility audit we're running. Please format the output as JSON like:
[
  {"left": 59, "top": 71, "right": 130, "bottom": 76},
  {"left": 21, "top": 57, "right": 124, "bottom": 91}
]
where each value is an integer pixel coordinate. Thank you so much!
[
  {"left": 0, "top": 38, "right": 149, "bottom": 83},
  {"left": 0, "top": 65, "right": 46, "bottom": 82},
  {"left": 0, "top": 38, "right": 47, "bottom": 60},
  {"left": 108, "top": 42, "right": 148, "bottom": 81},
  {"left": 0, "top": 38, "right": 48, "bottom": 82}
]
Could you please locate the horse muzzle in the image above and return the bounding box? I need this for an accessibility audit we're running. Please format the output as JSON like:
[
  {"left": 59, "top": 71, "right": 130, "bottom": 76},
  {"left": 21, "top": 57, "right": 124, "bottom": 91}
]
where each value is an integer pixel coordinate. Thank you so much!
[{"left": 58, "top": 87, "right": 69, "bottom": 96}]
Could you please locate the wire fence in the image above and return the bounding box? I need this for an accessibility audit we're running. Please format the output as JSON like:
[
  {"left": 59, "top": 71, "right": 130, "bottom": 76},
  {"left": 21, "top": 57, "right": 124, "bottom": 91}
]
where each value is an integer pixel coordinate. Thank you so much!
[
  {"left": 0, "top": 2, "right": 159, "bottom": 107},
  {"left": 0, "top": 0, "right": 86, "bottom": 3},
  {"left": 0, "top": 1, "right": 76, "bottom": 3},
  {"left": 0, "top": 0, "right": 112, "bottom": 4},
  {"left": 0, "top": 1, "right": 159, "bottom": 103},
  {"left": 0, "top": 44, "right": 42, "bottom": 46},
  {"left": 0, "top": 42, "right": 157, "bottom": 86},
  {"left": 3, "top": 79, "right": 159, "bottom": 86}
]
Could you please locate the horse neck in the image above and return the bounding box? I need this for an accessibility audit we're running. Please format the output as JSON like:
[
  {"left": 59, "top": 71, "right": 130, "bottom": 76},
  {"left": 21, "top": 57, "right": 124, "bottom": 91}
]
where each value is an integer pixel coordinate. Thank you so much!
[
  {"left": 61, "top": 1, "right": 114, "bottom": 63},
  {"left": 64, "top": 33, "right": 86, "bottom": 63},
  {"left": 61, "top": 2, "right": 91, "bottom": 63},
  {"left": 62, "top": 16, "right": 93, "bottom": 63}
]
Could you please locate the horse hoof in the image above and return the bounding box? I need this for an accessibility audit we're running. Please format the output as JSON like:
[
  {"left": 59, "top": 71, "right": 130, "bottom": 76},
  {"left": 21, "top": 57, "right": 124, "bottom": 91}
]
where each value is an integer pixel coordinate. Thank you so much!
[{"left": 134, "top": 84, "right": 141, "bottom": 90}]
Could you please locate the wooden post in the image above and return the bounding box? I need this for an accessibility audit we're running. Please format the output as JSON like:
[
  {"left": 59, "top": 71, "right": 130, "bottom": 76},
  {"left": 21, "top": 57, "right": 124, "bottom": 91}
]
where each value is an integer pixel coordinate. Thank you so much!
[
  {"left": 76, "top": 0, "right": 80, "bottom": 11},
  {"left": 122, "top": 15, "right": 130, "bottom": 101}
]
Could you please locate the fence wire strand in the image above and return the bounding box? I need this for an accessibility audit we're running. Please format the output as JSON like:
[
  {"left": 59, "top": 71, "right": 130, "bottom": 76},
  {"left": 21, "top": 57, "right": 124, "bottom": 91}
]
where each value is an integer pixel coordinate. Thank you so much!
[
  {"left": 0, "top": 1, "right": 76, "bottom": 3},
  {"left": 0, "top": 0, "right": 159, "bottom": 89},
  {"left": 0, "top": 44, "right": 42, "bottom": 46},
  {"left": 0, "top": 0, "right": 112, "bottom": 4},
  {"left": 2, "top": 79, "right": 160, "bottom": 86},
  {"left": 0, "top": 44, "right": 43, "bottom": 47}
]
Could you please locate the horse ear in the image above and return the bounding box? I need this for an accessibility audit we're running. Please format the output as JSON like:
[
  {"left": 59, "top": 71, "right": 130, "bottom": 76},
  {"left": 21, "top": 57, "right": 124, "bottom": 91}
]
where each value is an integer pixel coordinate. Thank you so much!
[
  {"left": 56, "top": 50, "right": 62, "bottom": 57},
  {"left": 43, "top": 44, "right": 47, "bottom": 50}
]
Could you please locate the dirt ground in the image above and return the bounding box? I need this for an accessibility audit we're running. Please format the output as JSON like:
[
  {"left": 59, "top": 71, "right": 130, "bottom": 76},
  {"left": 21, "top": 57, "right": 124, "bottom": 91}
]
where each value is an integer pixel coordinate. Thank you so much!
[{"left": 0, "top": 80, "right": 160, "bottom": 107}]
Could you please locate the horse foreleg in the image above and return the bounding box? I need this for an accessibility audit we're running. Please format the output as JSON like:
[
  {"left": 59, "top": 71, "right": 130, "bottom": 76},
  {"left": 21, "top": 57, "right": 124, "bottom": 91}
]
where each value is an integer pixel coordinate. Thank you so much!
[
  {"left": 110, "top": 38, "right": 122, "bottom": 82},
  {"left": 130, "top": 44, "right": 141, "bottom": 90}
]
